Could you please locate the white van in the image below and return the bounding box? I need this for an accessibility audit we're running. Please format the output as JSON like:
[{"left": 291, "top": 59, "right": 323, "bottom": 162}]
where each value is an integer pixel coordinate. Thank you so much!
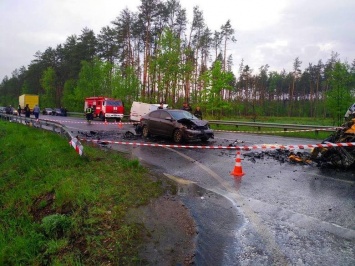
[{"left": 130, "top": 101, "right": 168, "bottom": 122}]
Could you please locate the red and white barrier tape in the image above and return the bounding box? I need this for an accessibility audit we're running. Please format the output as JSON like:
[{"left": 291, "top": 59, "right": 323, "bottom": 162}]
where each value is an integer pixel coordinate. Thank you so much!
[
  {"left": 79, "top": 138, "right": 355, "bottom": 151},
  {"left": 69, "top": 137, "right": 84, "bottom": 155}
]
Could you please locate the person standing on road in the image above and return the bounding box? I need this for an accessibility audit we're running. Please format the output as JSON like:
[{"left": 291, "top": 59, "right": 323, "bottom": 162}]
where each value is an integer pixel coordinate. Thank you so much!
[
  {"left": 24, "top": 104, "right": 31, "bottom": 118},
  {"left": 24, "top": 104, "right": 31, "bottom": 125},
  {"left": 194, "top": 106, "right": 203, "bottom": 120},
  {"left": 33, "top": 105, "right": 40, "bottom": 121},
  {"left": 86, "top": 104, "right": 93, "bottom": 122},
  {"left": 18, "top": 105, "right": 21, "bottom": 116},
  {"left": 182, "top": 102, "right": 192, "bottom": 112}
]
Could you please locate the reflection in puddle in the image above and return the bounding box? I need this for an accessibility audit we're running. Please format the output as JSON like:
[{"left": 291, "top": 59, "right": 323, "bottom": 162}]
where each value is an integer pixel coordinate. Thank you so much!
[{"left": 163, "top": 173, "right": 244, "bottom": 265}]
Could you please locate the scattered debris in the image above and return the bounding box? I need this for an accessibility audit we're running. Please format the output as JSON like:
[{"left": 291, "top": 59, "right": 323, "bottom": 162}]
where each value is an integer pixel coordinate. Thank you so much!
[
  {"left": 228, "top": 139, "right": 245, "bottom": 147},
  {"left": 77, "top": 130, "right": 123, "bottom": 140},
  {"left": 224, "top": 118, "right": 355, "bottom": 170},
  {"left": 243, "top": 149, "right": 315, "bottom": 166},
  {"left": 123, "top": 131, "right": 140, "bottom": 140},
  {"left": 310, "top": 119, "right": 355, "bottom": 169}
]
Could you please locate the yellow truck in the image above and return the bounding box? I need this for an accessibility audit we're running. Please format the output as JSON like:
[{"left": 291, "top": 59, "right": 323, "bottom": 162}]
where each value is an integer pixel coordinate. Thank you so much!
[{"left": 19, "top": 94, "right": 39, "bottom": 113}]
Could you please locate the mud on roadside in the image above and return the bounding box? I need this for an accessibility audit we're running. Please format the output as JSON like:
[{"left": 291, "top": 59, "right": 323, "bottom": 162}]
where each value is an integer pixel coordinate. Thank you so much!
[
  {"left": 125, "top": 194, "right": 196, "bottom": 265},
  {"left": 124, "top": 172, "right": 197, "bottom": 265}
]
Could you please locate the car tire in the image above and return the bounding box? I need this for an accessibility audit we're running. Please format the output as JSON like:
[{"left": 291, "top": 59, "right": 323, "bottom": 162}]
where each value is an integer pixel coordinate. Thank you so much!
[
  {"left": 173, "top": 129, "right": 183, "bottom": 143},
  {"left": 142, "top": 125, "right": 150, "bottom": 138}
]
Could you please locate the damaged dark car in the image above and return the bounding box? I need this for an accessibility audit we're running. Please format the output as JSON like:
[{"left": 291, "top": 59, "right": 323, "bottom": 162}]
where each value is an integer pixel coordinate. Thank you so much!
[{"left": 140, "top": 109, "right": 214, "bottom": 143}]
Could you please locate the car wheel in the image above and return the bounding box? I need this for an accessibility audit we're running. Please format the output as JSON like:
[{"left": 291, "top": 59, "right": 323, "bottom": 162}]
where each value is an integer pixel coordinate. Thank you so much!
[
  {"left": 201, "top": 137, "right": 209, "bottom": 142},
  {"left": 142, "top": 125, "right": 150, "bottom": 138},
  {"left": 173, "top": 129, "right": 183, "bottom": 143},
  {"left": 99, "top": 113, "right": 105, "bottom": 121}
]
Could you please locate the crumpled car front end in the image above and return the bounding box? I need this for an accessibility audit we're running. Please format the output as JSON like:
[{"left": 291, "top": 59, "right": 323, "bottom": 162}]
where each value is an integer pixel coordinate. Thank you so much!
[{"left": 178, "top": 118, "right": 214, "bottom": 141}]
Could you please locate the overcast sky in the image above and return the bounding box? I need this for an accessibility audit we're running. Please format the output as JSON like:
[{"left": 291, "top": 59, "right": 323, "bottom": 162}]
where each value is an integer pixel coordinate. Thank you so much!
[{"left": 1, "top": 0, "right": 354, "bottom": 80}]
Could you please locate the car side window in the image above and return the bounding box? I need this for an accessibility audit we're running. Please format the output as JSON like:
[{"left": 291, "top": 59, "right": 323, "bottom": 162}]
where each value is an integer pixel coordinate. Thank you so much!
[
  {"left": 160, "top": 111, "right": 171, "bottom": 119},
  {"left": 150, "top": 110, "right": 161, "bottom": 118}
]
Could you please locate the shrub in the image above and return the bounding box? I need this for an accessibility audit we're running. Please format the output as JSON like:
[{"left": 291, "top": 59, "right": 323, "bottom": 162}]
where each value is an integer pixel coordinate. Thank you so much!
[{"left": 41, "top": 214, "right": 72, "bottom": 239}]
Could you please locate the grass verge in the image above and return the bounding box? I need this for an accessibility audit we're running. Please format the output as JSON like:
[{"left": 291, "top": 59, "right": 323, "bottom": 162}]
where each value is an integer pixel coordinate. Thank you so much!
[
  {"left": 0, "top": 121, "right": 164, "bottom": 265},
  {"left": 210, "top": 124, "right": 331, "bottom": 140}
]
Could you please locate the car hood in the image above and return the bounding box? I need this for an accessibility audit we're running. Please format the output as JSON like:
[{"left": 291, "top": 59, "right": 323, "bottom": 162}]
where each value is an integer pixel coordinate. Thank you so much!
[{"left": 177, "top": 118, "right": 208, "bottom": 126}]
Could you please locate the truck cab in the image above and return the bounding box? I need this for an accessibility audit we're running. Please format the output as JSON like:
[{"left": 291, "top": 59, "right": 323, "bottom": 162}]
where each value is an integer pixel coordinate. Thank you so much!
[{"left": 84, "top": 97, "right": 124, "bottom": 121}]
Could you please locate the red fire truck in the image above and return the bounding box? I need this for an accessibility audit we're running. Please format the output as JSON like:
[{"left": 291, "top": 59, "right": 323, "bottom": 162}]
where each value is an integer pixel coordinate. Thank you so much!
[{"left": 84, "top": 97, "right": 124, "bottom": 121}]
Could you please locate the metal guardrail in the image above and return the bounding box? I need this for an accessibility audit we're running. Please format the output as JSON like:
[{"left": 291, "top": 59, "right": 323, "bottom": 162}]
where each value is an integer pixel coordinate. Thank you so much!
[
  {"left": 0, "top": 113, "right": 79, "bottom": 147},
  {"left": 208, "top": 120, "right": 337, "bottom": 134}
]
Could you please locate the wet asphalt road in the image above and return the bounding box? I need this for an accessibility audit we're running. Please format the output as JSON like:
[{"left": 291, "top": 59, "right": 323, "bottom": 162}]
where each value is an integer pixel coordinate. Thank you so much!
[{"left": 49, "top": 116, "right": 355, "bottom": 265}]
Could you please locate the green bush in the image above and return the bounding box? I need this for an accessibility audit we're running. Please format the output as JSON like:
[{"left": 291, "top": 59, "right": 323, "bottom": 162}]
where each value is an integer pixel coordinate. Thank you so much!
[{"left": 41, "top": 214, "right": 72, "bottom": 239}]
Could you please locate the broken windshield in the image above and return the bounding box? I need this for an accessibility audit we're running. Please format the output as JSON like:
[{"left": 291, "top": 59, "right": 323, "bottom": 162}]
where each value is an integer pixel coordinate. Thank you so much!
[{"left": 169, "top": 110, "right": 197, "bottom": 120}]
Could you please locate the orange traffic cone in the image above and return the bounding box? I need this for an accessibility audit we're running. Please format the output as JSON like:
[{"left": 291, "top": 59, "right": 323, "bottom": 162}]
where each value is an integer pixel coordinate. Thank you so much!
[
  {"left": 118, "top": 121, "right": 123, "bottom": 128},
  {"left": 230, "top": 151, "right": 245, "bottom": 177}
]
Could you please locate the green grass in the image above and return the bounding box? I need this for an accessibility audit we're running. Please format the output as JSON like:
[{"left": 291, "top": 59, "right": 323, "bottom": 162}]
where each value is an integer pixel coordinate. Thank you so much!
[
  {"left": 210, "top": 124, "right": 331, "bottom": 140},
  {"left": 203, "top": 114, "right": 334, "bottom": 125},
  {"left": 236, "top": 115, "right": 334, "bottom": 126},
  {"left": 201, "top": 115, "right": 334, "bottom": 140},
  {"left": 0, "top": 121, "right": 164, "bottom": 265}
]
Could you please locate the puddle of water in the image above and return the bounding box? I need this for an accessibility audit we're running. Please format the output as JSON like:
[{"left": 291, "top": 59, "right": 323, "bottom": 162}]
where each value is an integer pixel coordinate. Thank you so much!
[{"left": 164, "top": 173, "right": 245, "bottom": 265}]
